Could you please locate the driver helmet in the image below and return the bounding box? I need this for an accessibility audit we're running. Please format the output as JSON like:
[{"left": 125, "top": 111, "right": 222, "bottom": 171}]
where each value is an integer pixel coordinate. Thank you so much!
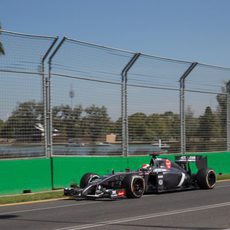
[{"left": 141, "top": 164, "right": 150, "bottom": 169}]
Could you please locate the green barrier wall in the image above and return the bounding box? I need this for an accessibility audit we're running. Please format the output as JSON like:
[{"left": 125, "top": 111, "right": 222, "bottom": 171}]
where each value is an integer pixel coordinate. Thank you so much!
[
  {"left": 52, "top": 156, "right": 149, "bottom": 188},
  {"left": 0, "top": 152, "right": 230, "bottom": 195},
  {"left": 0, "top": 158, "right": 52, "bottom": 195},
  {"left": 52, "top": 152, "right": 230, "bottom": 189}
]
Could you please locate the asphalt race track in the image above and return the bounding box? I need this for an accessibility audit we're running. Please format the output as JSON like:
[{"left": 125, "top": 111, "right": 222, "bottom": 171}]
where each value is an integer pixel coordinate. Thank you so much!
[{"left": 0, "top": 181, "right": 230, "bottom": 230}]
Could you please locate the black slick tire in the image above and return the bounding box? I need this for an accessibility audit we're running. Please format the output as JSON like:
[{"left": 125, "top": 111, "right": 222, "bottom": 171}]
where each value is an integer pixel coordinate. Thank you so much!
[
  {"left": 80, "top": 173, "right": 100, "bottom": 188},
  {"left": 123, "top": 174, "right": 145, "bottom": 198},
  {"left": 197, "top": 168, "right": 216, "bottom": 189}
]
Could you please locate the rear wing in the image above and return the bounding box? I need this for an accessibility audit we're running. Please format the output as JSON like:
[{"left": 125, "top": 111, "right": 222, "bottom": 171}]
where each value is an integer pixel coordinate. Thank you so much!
[{"left": 175, "top": 155, "right": 207, "bottom": 170}]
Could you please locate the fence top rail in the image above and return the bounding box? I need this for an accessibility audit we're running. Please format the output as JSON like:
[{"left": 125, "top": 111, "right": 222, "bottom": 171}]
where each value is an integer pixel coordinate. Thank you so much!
[
  {"left": 65, "top": 37, "right": 135, "bottom": 55},
  {"left": 140, "top": 53, "right": 193, "bottom": 65},
  {"left": 62, "top": 37, "right": 193, "bottom": 66},
  {"left": 64, "top": 36, "right": 230, "bottom": 71},
  {"left": 0, "top": 29, "right": 59, "bottom": 72},
  {"left": 0, "top": 29, "right": 57, "bottom": 40},
  {"left": 2, "top": 30, "right": 230, "bottom": 71},
  {"left": 1, "top": 30, "right": 230, "bottom": 71},
  {"left": 197, "top": 62, "right": 230, "bottom": 71}
]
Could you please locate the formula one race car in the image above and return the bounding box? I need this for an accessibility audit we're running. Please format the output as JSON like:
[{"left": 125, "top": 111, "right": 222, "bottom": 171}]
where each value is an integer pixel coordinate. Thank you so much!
[{"left": 64, "top": 153, "right": 216, "bottom": 199}]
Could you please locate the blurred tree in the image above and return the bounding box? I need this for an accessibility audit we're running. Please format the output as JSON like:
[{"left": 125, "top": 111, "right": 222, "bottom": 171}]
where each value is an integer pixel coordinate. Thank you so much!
[
  {"left": 113, "top": 117, "right": 122, "bottom": 141},
  {"left": 0, "top": 101, "right": 43, "bottom": 142},
  {"left": 185, "top": 106, "right": 199, "bottom": 138},
  {"left": 145, "top": 113, "right": 168, "bottom": 141},
  {"left": 162, "top": 111, "right": 180, "bottom": 138},
  {"left": 0, "top": 119, "right": 4, "bottom": 133},
  {"left": 198, "top": 106, "right": 221, "bottom": 141},
  {"left": 81, "top": 105, "right": 111, "bottom": 142},
  {"left": 128, "top": 113, "right": 147, "bottom": 141},
  {"left": 0, "top": 24, "right": 5, "bottom": 55},
  {"left": 52, "top": 104, "right": 83, "bottom": 141},
  {"left": 216, "top": 80, "right": 230, "bottom": 136}
]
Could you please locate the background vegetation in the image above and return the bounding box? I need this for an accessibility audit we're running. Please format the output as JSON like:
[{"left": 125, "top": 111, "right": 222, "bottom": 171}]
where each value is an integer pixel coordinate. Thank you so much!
[{"left": 0, "top": 86, "right": 227, "bottom": 153}]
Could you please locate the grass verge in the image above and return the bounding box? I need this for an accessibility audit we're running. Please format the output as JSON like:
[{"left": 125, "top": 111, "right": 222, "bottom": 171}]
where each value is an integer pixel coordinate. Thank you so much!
[
  {"left": 217, "top": 174, "right": 230, "bottom": 181},
  {"left": 0, "top": 190, "right": 65, "bottom": 205},
  {"left": 0, "top": 175, "right": 229, "bottom": 205}
]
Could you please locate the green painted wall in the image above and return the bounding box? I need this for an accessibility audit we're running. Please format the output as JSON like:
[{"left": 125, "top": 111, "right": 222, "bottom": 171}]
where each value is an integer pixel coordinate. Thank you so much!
[
  {"left": 52, "top": 152, "right": 230, "bottom": 189},
  {"left": 52, "top": 156, "right": 150, "bottom": 188},
  {"left": 0, "top": 158, "right": 52, "bottom": 195},
  {"left": 0, "top": 152, "right": 229, "bottom": 195}
]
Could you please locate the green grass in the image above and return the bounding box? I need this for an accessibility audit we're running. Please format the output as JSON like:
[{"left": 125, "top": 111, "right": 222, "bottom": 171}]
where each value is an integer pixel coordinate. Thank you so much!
[
  {"left": 217, "top": 174, "right": 230, "bottom": 181},
  {"left": 0, "top": 175, "right": 229, "bottom": 205},
  {"left": 0, "top": 190, "right": 65, "bottom": 205}
]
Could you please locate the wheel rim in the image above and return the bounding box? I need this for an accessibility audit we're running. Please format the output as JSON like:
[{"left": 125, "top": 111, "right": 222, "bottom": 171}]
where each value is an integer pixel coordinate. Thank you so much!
[
  {"left": 207, "top": 171, "right": 216, "bottom": 187},
  {"left": 132, "top": 178, "right": 144, "bottom": 197},
  {"left": 88, "top": 175, "right": 99, "bottom": 183}
]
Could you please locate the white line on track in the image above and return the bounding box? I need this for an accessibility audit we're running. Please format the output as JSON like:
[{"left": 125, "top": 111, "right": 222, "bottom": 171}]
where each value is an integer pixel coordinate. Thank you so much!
[
  {"left": 216, "top": 184, "right": 230, "bottom": 188},
  {"left": 0, "top": 201, "right": 102, "bottom": 216},
  {"left": 55, "top": 201, "right": 230, "bottom": 230}
]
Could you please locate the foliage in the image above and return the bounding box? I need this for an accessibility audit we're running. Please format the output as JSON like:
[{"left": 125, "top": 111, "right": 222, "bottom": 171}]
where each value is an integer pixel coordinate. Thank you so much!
[
  {"left": 52, "top": 104, "right": 113, "bottom": 142},
  {"left": 128, "top": 112, "right": 180, "bottom": 142},
  {"left": 0, "top": 119, "right": 4, "bottom": 131},
  {"left": 53, "top": 104, "right": 83, "bottom": 140},
  {"left": 0, "top": 101, "right": 43, "bottom": 142},
  {"left": 195, "top": 106, "right": 222, "bottom": 152},
  {"left": 128, "top": 113, "right": 147, "bottom": 141},
  {"left": 0, "top": 83, "right": 228, "bottom": 152},
  {"left": 198, "top": 106, "right": 221, "bottom": 140},
  {"left": 0, "top": 24, "right": 5, "bottom": 55},
  {"left": 186, "top": 106, "right": 199, "bottom": 138},
  {"left": 0, "top": 42, "right": 4, "bottom": 55},
  {"left": 0, "top": 101, "right": 224, "bottom": 145},
  {"left": 216, "top": 80, "right": 230, "bottom": 136},
  {"left": 82, "top": 105, "right": 112, "bottom": 142}
]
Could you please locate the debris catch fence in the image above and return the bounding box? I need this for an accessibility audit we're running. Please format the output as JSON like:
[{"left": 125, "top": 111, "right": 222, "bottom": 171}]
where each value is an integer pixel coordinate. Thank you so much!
[{"left": 0, "top": 30, "right": 230, "bottom": 158}]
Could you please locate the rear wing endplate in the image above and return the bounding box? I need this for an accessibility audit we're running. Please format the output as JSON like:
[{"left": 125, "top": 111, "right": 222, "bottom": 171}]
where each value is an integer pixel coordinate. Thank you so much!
[{"left": 175, "top": 155, "right": 207, "bottom": 170}]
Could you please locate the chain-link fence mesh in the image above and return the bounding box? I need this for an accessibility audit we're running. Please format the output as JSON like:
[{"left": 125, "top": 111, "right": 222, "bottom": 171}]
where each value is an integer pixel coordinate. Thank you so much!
[
  {"left": 0, "top": 31, "right": 57, "bottom": 158},
  {"left": 127, "top": 55, "right": 191, "bottom": 154},
  {"left": 0, "top": 30, "right": 230, "bottom": 158},
  {"left": 185, "top": 64, "right": 230, "bottom": 152},
  {"left": 50, "top": 38, "right": 135, "bottom": 155}
]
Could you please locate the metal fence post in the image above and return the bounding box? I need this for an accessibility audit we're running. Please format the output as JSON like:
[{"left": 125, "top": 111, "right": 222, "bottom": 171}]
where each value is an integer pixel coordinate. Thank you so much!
[
  {"left": 47, "top": 37, "right": 66, "bottom": 158},
  {"left": 41, "top": 37, "right": 58, "bottom": 158},
  {"left": 227, "top": 81, "right": 230, "bottom": 151},
  {"left": 179, "top": 62, "right": 198, "bottom": 154},
  {"left": 121, "top": 53, "right": 141, "bottom": 156}
]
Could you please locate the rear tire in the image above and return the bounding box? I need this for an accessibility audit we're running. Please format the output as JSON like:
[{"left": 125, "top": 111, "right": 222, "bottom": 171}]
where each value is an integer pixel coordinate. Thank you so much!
[
  {"left": 124, "top": 174, "right": 145, "bottom": 198},
  {"left": 197, "top": 168, "right": 216, "bottom": 189},
  {"left": 80, "top": 173, "right": 100, "bottom": 188}
]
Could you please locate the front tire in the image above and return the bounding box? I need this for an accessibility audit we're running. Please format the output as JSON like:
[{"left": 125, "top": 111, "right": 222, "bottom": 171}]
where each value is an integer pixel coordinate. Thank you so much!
[
  {"left": 124, "top": 174, "right": 145, "bottom": 198},
  {"left": 197, "top": 168, "right": 216, "bottom": 189},
  {"left": 80, "top": 173, "right": 100, "bottom": 188}
]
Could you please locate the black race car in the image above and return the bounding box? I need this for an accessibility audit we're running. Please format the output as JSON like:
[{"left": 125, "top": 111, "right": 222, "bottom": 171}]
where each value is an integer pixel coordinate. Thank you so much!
[{"left": 64, "top": 154, "right": 216, "bottom": 199}]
